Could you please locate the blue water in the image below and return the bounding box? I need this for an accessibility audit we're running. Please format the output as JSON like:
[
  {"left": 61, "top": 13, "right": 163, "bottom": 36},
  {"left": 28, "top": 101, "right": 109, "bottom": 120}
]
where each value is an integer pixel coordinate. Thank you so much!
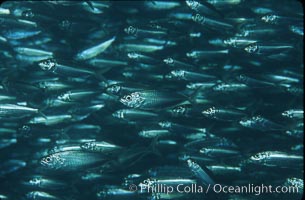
[{"left": 0, "top": 1, "right": 303, "bottom": 200}]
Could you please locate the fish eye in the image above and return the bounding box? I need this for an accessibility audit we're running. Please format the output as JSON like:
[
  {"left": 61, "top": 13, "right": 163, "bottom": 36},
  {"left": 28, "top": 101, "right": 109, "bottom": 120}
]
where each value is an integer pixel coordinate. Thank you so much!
[
  {"left": 125, "top": 26, "right": 137, "bottom": 35},
  {"left": 45, "top": 157, "right": 52, "bottom": 163},
  {"left": 238, "top": 74, "right": 246, "bottom": 81},
  {"left": 186, "top": 51, "right": 197, "bottom": 58},
  {"left": 200, "top": 148, "right": 207, "bottom": 153},
  {"left": 252, "top": 152, "right": 268, "bottom": 160},
  {"left": 205, "top": 107, "right": 215, "bottom": 114},
  {"left": 39, "top": 59, "right": 56, "bottom": 71},
  {"left": 112, "top": 85, "right": 120, "bottom": 92},
  {"left": 262, "top": 14, "right": 277, "bottom": 23},
  {"left": 172, "top": 70, "right": 184, "bottom": 77},
  {"left": 125, "top": 95, "right": 132, "bottom": 101},
  {"left": 164, "top": 57, "right": 174, "bottom": 64},
  {"left": 127, "top": 52, "right": 138, "bottom": 59},
  {"left": 22, "top": 10, "right": 34, "bottom": 18},
  {"left": 26, "top": 191, "right": 38, "bottom": 199},
  {"left": 38, "top": 82, "right": 47, "bottom": 88},
  {"left": 192, "top": 14, "right": 203, "bottom": 22},
  {"left": 187, "top": 0, "right": 198, "bottom": 9},
  {"left": 173, "top": 105, "right": 185, "bottom": 114},
  {"left": 22, "top": 125, "right": 30, "bottom": 131},
  {"left": 177, "top": 106, "right": 184, "bottom": 111},
  {"left": 282, "top": 111, "right": 290, "bottom": 117},
  {"left": 59, "top": 20, "right": 71, "bottom": 30},
  {"left": 82, "top": 142, "right": 93, "bottom": 149},
  {"left": 58, "top": 92, "right": 71, "bottom": 101},
  {"left": 245, "top": 43, "right": 258, "bottom": 53},
  {"left": 251, "top": 154, "right": 261, "bottom": 160}
]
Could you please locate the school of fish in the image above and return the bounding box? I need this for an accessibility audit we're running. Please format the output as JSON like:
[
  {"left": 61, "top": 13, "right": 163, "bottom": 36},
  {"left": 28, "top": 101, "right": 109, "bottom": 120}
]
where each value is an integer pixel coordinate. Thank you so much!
[{"left": 0, "top": 1, "right": 303, "bottom": 200}]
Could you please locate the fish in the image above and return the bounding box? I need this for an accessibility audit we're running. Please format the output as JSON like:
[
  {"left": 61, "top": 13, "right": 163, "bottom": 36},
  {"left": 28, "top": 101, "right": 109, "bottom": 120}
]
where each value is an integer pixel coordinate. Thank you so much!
[
  {"left": 239, "top": 116, "right": 284, "bottom": 131},
  {"left": 0, "top": 159, "right": 26, "bottom": 177},
  {"left": 80, "top": 141, "right": 122, "bottom": 153},
  {"left": 202, "top": 106, "right": 246, "bottom": 121},
  {"left": 25, "top": 191, "right": 61, "bottom": 200},
  {"left": 0, "top": 104, "right": 39, "bottom": 119},
  {"left": 0, "top": 1, "right": 303, "bottom": 200},
  {"left": 187, "top": 159, "right": 215, "bottom": 185},
  {"left": 75, "top": 36, "right": 116, "bottom": 60},
  {"left": 119, "top": 90, "right": 187, "bottom": 110},
  {"left": 37, "top": 58, "right": 96, "bottom": 77},
  {"left": 282, "top": 109, "right": 303, "bottom": 119},
  {"left": 39, "top": 150, "right": 108, "bottom": 171},
  {"left": 138, "top": 129, "right": 171, "bottom": 138},
  {"left": 112, "top": 109, "right": 159, "bottom": 122},
  {"left": 246, "top": 151, "right": 303, "bottom": 168},
  {"left": 21, "top": 175, "right": 68, "bottom": 190}
]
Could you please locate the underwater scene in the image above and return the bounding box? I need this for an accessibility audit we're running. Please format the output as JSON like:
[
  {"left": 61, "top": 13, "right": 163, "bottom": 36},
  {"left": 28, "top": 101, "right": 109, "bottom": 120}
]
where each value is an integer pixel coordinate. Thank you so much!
[{"left": 0, "top": 1, "right": 303, "bottom": 200}]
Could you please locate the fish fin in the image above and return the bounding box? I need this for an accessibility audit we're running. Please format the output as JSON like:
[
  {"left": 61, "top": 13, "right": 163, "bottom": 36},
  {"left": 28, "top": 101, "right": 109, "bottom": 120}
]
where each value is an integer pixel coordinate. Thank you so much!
[
  {"left": 85, "top": 1, "right": 94, "bottom": 10},
  {"left": 187, "top": 85, "right": 204, "bottom": 104},
  {"left": 201, "top": 1, "right": 224, "bottom": 18},
  {"left": 247, "top": 99, "right": 263, "bottom": 116},
  {"left": 57, "top": 132, "right": 71, "bottom": 140},
  {"left": 1, "top": 77, "right": 10, "bottom": 91},
  {"left": 37, "top": 110, "right": 47, "bottom": 119},
  {"left": 123, "top": 137, "right": 162, "bottom": 169},
  {"left": 95, "top": 70, "right": 109, "bottom": 81},
  {"left": 148, "top": 136, "right": 162, "bottom": 157}
]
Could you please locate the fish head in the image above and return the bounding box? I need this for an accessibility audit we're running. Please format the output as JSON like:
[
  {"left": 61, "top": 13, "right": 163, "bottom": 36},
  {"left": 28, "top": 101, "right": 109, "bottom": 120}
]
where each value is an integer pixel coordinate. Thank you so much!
[
  {"left": 191, "top": 13, "right": 204, "bottom": 23},
  {"left": 285, "top": 130, "right": 294, "bottom": 136},
  {"left": 223, "top": 37, "right": 236, "bottom": 46},
  {"left": 112, "top": 110, "right": 124, "bottom": 119},
  {"left": 120, "top": 92, "right": 144, "bottom": 108},
  {"left": 28, "top": 177, "right": 42, "bottom": 186},
  {"left": 124, "top": 26, "right": 137, "bottom": 36},
  {"left": 244, "top": 43, "right": 258, "bottom": 54},
  {"left": 106, "top": 84, "right": 121, "bottom": 95},
  {"left": 169, "top": 105, "right": 187, "bottom": 117},
  {"left": 158, "top": 121, "right": 171, "bottom": 128},
  {"left": 239, "top": 117, "right": 252, "bottom": 127},
  {"left": 282, "top": 110, "right": 292, "bottom": 118},
  {"left": 22, "top": 9, "right": 34, "bottom": 18},
  {"left": 80, "top": 142, "right": 95, "bottom": 151},
  {"left": 168, "top": 70, "right": 185, "bottom": 80},
  {"left": 202, "top": 107, "right": 216, "bottom": 118},
  {"left": 186, "top": 0, "right": 199, "bottom": 10},
  {"left": 38, "top": 58, "right": 57, "bottom": 71},
  {"left": 138, "top": 130, "right": 149, "bottom": 138},
  {"left": 187, "top": 159, "right": 199, "bottom": 170},
  {"left": 236, "top": 74, "right": 247, "bottom": 82},
  {"left": 199, "top": 148, "right": 210, "bottom": 155},
  {"left": 127, "top": 52, "right": 139, "bottom": 59},
  {"left": 38, "top": 81, "right": 49, "bottom": 90},
  {"left": 40, "top": 154, "right": 65, "bottom": 169},
  {"left": 58, "top": 91, "right": 71, "bottom": 101},
  {"left": 212, "top": 83, "right": 225, "bottom": 91},
  {"left": 59, "top": 20, "right": 72, "bottom": 31},
  {"left": 261, "top": 14, "right": 278, "bottom": 24},
  {"left": 286, "top": 178, "right": 303, "bottom": 188},
  {"left": 249, "top": 152, "right": 270, "bottom": 163},
  {"left": 18, "top": 125, "right": 31, "bottom": 136},
  {"left": 26, "top": 191, "right": 39, "bottom": 199},
  {"left": 163, "top": 57, "right": 174, "bottom": 65}
]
